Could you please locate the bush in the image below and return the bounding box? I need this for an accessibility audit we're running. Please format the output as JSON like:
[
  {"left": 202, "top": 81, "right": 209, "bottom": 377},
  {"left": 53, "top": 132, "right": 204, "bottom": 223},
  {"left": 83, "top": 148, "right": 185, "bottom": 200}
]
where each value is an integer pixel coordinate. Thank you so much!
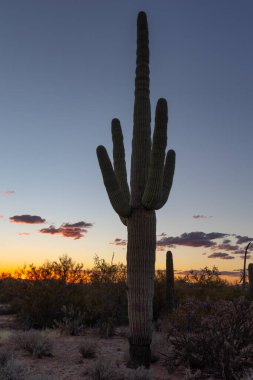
[
  {"left": 88, "top": 357, "right": 120, "bottom": 380},
  {"left": 0, "top": 358, "right": 24, "bottom": 380},
  {"left": 54, "top": 304, "right": 85, "bottom": 335},
  {"left": 5, "top": 255, "right": 128, "bottom": 329},
  {"left": 127, "top": 366, "right": 154, "bottom": 380},
  {"left": 175, "top": 267, "right": 243, "bottom": 303},
  {"left": 163, "top": 299, "right": 253, "bottom": 379},
  {"left": 79, "top": 338, "right": 97, "bottom": 358},
  {"left": 11, "top": 330, "right": 53, "bottom": 358},
  {"left": 26, "top": 375, "right": 57, "bottom": 380}
]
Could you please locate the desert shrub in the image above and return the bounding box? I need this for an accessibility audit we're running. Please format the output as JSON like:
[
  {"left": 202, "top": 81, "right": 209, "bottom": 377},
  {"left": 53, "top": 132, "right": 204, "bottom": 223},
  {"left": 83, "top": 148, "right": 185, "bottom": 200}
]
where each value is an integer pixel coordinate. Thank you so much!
[
  {"left": 54, "top": 304, "right": 85, "bottom": 335},
  {"left": 9, "top": 279, "right": 68, "bottom": 329},
  {"left": 86, "top": 256, "right": 128, "bottom": 328},
  {"left": 127, "top": 366, "right": 154, "bottom": 380},
  {"left": 79, "top": 337, "right": 97, "bottom": 358},
  {"left": 14, "top": 254, "right": 86, "bottom": 283},
  {"left": 0, "top": 357, "right": 25, "bottom": 380},
  {"left": 88, "top": 357, "right": 120, "bottom": 380},
  {"left": 163, "top": 299, "right": 253, "bottom": 379},
  {"left": 11, "top": 330, "right": 53, "bottom": 358},
  {"left": 153, "top": 267, "right": 243, "bottom": 320},
  {"left": 6, "top": 255, "right": 128, "bottom": 329},
  {"left": 174, "top": 267, "right": 243, "bottom": 305},
  {"left": 98, "top": 318, "right": 116, "bottom": 338},
  {"left": 153, "top": 270, "right": 167, "bottom": 319},
  {"left": 0, "top": 348, "right": 13, "bottom": 368},
  {"left": 90, "top": 255, "right": 126, "bottom": 284},
  {"left": 26, "top": 375, "right": 58, "bottom": 380},
  {"left": 0, "top": 348, "right": 25, "bottom": 380}
]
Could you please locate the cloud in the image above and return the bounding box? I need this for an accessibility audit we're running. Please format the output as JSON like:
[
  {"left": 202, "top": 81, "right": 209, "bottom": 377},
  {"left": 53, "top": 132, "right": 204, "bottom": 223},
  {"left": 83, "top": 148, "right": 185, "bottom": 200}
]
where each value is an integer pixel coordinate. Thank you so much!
[
  {"left": 239, "top": 254, "right": 252, "bottom": 260},
  {"left": 235, "top": 235, "right": 253, "bottom": 245},
  {"left": 157, "top": 231, "right": 228, "bottom": 249},
  {"left": 214, "top": 243, "right": 240, "bottom": 252},
  {"left": 193, "top": 215, "right": 213, "bottom": 219},
  {"left": 1, "top": 191, "right": 16, "bottom": 196},
  {"left": 10, "top": 215, "right": 46, "bottom": 224},
  {"left": 208, "top": 252, "right": 235, "bottom": 260},
  {"left": 18, "top": 232, "right": 31, "bottom": 236},
  {"left": 174, "top": 269, "right": 241, "bottom": 277},
  {"left": 110, "top": 238, "right": 127, "bottom": 246},
  {"left": 39, "top": 221, "right": 93, "bottom": 240}
]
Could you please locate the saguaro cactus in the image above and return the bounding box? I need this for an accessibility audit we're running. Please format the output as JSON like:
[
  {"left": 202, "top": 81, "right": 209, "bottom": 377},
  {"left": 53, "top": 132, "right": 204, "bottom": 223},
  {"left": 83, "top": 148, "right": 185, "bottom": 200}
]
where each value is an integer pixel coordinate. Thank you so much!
[
  {"left": 242, "top": 242, "right": 251, "bottom": 289},
  {"left": 96, "top": 12, "right": 175, "bottom": 368},
  {"left": 248, "top": 263, "right": 253, "bottom": 300},
  {"left": 166, "top": 251, "right": 175, "bottom": 313}
]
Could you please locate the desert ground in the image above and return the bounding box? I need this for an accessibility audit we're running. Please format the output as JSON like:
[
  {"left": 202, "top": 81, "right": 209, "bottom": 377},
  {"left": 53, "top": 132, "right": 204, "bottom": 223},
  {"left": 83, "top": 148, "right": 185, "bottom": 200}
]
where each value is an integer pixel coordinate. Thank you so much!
[{"left": 0, "top": 314, "right": 184, "bottom": 380}]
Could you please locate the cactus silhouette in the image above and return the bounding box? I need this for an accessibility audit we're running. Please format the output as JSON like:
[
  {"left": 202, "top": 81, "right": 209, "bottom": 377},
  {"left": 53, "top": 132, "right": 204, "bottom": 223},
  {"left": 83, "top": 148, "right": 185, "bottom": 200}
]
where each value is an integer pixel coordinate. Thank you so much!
[
  {"left": 248, "top": 263, "right": 253, "bottom": 300},
  {"left": 96, "top": 11, "right": 175, "bottom": 368},
  {"left": 166, "top": 251, "right": 175, "bottom": 313}
]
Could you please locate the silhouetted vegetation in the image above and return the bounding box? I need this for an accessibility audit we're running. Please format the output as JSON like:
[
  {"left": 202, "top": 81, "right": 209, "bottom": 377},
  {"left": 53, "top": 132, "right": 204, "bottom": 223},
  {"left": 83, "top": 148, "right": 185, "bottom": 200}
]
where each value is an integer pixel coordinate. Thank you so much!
[
  {"left": 163, "top": 299, "right": 253, "bottom": 379},
  {"left": 0, "top": 256, "right": 246, "bottom": 331},
  {"left": 0, "top": 255, "right": 253, "bottom": 377},
  {"left": 0, "top": 254, "right": 128, "bottom": 329}
]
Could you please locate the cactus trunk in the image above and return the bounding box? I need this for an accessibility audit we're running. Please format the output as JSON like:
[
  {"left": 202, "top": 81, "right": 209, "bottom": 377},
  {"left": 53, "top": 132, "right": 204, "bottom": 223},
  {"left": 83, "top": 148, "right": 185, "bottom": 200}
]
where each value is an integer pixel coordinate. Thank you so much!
[
  {"left": 127, "top": 208, "right": 156, "bottom": 367},
  {"left": 96, "top": 11, "right": 175, "bottom": 368}
]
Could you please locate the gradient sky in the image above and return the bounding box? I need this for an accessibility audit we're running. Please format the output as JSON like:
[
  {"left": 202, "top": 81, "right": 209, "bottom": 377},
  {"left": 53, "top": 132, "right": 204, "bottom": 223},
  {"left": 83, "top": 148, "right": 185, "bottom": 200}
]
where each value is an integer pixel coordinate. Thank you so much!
[{"left": 0, "top": 0, "right": 252, "bottom": 278}]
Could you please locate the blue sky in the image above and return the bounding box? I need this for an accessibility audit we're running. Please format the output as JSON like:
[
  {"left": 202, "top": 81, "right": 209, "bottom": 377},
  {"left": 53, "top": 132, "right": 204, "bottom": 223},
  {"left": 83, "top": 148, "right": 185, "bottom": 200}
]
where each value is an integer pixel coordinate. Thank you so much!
[{"left": 0, "top": 0, "right": 252, "bottom": 277}]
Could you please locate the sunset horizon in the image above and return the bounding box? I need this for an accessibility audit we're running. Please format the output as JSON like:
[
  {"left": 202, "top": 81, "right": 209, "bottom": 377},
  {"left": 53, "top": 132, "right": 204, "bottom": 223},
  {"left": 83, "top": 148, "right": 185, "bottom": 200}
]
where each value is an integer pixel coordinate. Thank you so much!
[{"left": 1, "top": 1, "right": 252, "bottom": 285}]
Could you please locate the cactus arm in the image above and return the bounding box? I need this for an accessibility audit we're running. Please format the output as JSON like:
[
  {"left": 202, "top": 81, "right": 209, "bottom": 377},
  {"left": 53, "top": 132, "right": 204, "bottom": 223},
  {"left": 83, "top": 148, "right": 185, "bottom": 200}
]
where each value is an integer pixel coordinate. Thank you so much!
[
  {"left": 130, "top": 11, "right": 151, "bottom": 207},
  {"left": 142, "top": 99, "right": 168, "bottom": 209},
  {"left": 112, "top": 118, "right": 130, "bottom": 203},
  {"left": 154, "top": 149, "right": 175, "bottom": 210},
  {"left": 96, "top": 145, "right": 131, "bottom": 218}
]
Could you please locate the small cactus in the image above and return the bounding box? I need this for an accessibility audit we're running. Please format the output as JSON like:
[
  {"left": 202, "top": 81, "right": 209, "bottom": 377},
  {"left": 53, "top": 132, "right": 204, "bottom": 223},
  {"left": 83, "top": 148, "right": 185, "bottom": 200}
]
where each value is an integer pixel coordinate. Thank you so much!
[
  {"left": 248, "top": 263, "right": 253, "bottom": 300},
  {"left": 242, "top": 242, "right": 252, "bottom": 289},
  {"left": 166, "top": 251, "right": 174, "bottom": 313}
]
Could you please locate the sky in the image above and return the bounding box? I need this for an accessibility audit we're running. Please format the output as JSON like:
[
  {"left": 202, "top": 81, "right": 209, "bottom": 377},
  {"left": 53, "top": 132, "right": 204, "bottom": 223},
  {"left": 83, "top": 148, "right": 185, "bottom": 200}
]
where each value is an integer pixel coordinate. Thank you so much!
[{"left": 0, "top": 0, "right": 252, "bottom": 279}]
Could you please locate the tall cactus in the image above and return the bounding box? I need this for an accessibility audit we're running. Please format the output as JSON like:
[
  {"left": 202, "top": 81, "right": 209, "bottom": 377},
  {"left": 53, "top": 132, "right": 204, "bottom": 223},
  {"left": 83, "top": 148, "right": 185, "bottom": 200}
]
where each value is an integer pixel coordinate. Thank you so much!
[
  {"left": 166, "top": 251, "right": 175, "bottom": 313},
  {"left": 248, "top": 263, "right": 253, "bottom": 300},
  {"left": 96, "top": 12, "right": 175, "bottom": 368}
]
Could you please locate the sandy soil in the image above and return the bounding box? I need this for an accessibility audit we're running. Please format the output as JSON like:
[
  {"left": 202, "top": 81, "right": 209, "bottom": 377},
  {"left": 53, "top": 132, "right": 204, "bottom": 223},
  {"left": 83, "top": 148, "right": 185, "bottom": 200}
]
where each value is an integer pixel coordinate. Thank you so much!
[{"left": 0, "top": 315, "right": 185, "bottom": 379}]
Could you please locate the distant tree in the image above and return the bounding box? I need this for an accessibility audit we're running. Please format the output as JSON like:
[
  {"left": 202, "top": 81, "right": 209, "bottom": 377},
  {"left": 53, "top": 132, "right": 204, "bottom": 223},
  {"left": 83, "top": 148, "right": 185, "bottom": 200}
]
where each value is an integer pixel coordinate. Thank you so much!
[
  {"left": 14, "top": 254, "right": 86, "bottom": 283},
  {"left": 90, "top": 254, "right": 126, "bottom": 284}
]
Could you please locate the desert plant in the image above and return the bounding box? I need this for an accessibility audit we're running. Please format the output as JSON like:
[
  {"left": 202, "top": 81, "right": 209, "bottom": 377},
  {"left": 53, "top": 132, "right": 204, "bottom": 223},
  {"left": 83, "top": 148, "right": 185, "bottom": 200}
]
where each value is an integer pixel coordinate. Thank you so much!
[
  {"left": 0, "top": 357, "right": 25, "bottom": 380},
  {"left": 242, "top": 242, "right": 252, "bottom": 288},
  {"left": 54, "top": 304, "right": 85, "bottom": 335},
  {"left": 98, "top": 320, "right": 115, "bottom": 338},
  {"left": 79, "top": 337, "right": 97, "bottom": 359},
  {"left": 248, "top": 263, "right": 253, "bottom": 300},
  {"left": 166, "top": 251, "right": 174, "bottom": 313},
  {"left": 11, "top": 330, "right": 53, "bottom": 358},
  {"left": 96, "top": 11, "right": 175, "bottom": 368},
  {"left": 127, "top": 366, "right": 154, "bottom": 380},
  {"left": 11, "top": 278, "right": 68, "bottom": 329},
  {"left": 163, "top": 299, "right": 253, "bottom": 379},
  {"left": 89, "top": 357, "right": 119, "bottom": 380},
  {"left": 27, "top": 375, "right": 57, "bottom": 380},
  {"left": 0, "top": 348, "right": 13, "bottom": 368}
]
